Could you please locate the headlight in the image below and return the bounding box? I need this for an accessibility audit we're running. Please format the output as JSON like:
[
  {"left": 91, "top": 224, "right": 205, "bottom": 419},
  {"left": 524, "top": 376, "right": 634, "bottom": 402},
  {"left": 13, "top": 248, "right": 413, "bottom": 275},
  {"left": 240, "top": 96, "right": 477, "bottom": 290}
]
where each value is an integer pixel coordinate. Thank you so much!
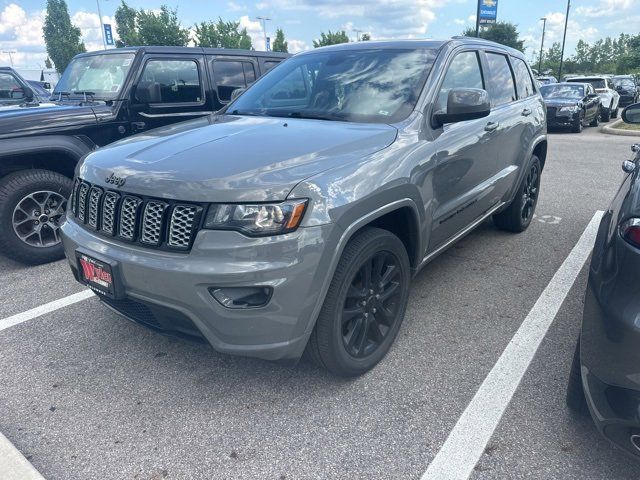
[
  {"left": 558, "top": 105, "right": 579, "bottom": 113},
  {"left": 203, "top": 199, "right": 308, "bottom": 236}
]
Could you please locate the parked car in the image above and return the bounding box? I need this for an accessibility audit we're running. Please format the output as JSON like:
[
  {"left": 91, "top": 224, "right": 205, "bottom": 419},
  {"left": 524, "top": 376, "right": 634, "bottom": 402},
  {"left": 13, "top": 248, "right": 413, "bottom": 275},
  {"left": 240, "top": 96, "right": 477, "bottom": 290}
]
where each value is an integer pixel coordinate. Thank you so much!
[
  {"left": 567, "top": 76, "right": 620, "bottom": 121},
  {"left": 61, "top": 38, "right": 547, "bottom": 376},
  {"left": 612, "top": 75, "right": 640, "bottom": 108},
  {"left": 567, "top": 102, "right": 640, "bottom": 459},
  {"left": 537, "top": 76, "right": 557, "bottom": 85},
  {"left": 540, "top": 82, "right": 601, "bottom": 132},
  {"left": 0, "top": 66, "right": 39, "bottom": 106},
  {"left": 0, "top": 46, "right": 288, "bottom": 264},
  {"left": 26, "top": 80, "right": 52, "bottom": 101}
]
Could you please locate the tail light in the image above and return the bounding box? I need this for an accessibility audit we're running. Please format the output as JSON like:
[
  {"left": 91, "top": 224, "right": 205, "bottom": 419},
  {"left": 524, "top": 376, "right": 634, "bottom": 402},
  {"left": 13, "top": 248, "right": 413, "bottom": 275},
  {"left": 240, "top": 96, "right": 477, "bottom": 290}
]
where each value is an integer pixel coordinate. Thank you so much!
[{"left": 621, "top": 218, "right": 640, "bottom": 248}]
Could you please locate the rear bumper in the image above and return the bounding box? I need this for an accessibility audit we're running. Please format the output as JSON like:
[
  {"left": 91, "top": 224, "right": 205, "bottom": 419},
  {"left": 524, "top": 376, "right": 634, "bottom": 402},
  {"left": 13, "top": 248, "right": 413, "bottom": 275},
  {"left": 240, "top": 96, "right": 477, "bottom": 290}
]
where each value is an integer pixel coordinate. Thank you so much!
[
  {"left": 619, "top": 95, "right": 637, "bottom": 107},
  {"left": 61, "top": 216, "right": 337, "bottom": 361}
]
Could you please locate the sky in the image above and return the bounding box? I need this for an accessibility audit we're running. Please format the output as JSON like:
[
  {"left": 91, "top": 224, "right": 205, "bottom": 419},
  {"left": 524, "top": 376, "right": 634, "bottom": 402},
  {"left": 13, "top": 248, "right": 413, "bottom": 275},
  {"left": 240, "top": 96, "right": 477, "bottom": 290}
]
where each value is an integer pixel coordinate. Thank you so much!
[{"left": 0, "top": 0, "right": 638, "bottom": 69}]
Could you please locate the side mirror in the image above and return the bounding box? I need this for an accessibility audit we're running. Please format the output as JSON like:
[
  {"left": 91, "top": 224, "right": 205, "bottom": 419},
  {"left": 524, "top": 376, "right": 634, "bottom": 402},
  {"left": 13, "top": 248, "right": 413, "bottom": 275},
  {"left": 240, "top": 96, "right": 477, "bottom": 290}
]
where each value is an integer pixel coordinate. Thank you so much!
[
  {"left": 22, "top": 87, "right": 34, "bottom": 102},
  {"left": 434, "top": 88, "right": 491, "bottom": 126},
  {"left": 230, "top": 87, "right": 246, "bottom": 102},
  {"left": 43, "top": 82, "right": 51, "bottom": 90},
  {"left": 134, "top": 81, "right": 161, "bottom": 104},
  {"left": 622, "top": 103, "right": 640, "bottom": 124}
]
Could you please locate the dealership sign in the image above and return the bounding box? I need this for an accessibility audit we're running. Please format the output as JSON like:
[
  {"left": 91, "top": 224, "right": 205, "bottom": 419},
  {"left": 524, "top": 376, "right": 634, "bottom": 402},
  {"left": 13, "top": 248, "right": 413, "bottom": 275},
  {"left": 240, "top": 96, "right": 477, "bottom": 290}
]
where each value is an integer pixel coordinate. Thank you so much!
[
  {"left": 478, "top": 0, "right": 498, "bottom": 25},
  {"left": 104, "top": 24, "right": 114, "bottom": 46}
]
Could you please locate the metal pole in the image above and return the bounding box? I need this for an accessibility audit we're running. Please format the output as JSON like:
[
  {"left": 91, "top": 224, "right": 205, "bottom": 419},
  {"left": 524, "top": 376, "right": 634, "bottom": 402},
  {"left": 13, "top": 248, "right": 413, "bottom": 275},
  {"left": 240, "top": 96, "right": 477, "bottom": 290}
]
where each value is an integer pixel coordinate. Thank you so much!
[
  {"left": 2, "top": 51, "right": 15, "bottom": 66},
  {"left": 558, "top": 0, "right": 570, "bottom": 80},
  {"left": 96, "top": 0, "right": 107, "bottom": 50},
  {"left": 475, "top": 0, "right": 481, "bottom": 37},
  {"left": 256, "top": 16, "right": 271, "bottom": 51},
  {"left": 538, "top": 17, "right": 546, "bottom": 73}
]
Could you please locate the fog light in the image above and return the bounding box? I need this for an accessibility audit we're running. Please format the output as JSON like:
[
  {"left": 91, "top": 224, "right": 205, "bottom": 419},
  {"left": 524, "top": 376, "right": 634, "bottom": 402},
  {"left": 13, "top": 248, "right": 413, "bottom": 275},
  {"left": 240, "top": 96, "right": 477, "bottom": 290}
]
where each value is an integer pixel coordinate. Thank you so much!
[{"left": 209, "top": 287, "right": 272, "bottom": 309}]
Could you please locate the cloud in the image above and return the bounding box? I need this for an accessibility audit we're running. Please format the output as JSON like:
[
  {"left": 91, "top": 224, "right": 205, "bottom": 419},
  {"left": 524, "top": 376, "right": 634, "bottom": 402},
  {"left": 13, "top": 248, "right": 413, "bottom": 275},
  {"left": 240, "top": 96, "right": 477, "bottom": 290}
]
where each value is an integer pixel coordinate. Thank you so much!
[
  {"left": 288, "top": 39, "right": 308, "bottom": 53},
  {"left": 576, "top": 0, "right": 635, "bottom": 17},
  {"left": 239, "top": 15, "right": 266, "bottom": 50}
]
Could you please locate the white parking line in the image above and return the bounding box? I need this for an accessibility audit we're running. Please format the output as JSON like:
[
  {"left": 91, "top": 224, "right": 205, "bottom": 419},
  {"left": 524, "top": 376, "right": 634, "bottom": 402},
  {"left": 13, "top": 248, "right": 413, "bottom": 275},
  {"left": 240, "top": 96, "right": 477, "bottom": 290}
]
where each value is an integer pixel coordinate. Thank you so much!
[
  {"left": 0, "top": 431, "right": 45, "bottom": 480},
  {"left": 421, "top": 210, "right": 604, "bottom": 480},
  {"left": 0, "top": 290, "right": 94, "bottom": 332}
]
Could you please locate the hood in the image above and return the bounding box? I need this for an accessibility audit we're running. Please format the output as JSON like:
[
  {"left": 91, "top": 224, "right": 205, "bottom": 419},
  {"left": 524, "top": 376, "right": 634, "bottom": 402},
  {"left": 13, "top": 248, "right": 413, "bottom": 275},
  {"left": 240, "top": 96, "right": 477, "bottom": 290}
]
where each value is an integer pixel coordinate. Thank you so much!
[
  {"left": 79, "top": 114, "right": 398, "bottom": 202},
  {"left": 0, "top": 102, "right": 98, "bottom": 138},
  {"left": 544, "top": 98, "right": 581, "bottom": 108}
]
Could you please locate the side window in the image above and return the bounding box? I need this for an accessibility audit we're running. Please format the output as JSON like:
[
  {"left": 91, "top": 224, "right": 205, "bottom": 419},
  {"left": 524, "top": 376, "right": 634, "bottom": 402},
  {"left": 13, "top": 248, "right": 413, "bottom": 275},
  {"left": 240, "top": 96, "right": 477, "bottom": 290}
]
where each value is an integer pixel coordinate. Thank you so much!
[
  {"left": 262, "top": 60, "right": 281, "bottom": 73},
  {"left": 140, "top": 59, "right": 202, "bottom": 104},
  {"left": 0, "top": 73, "right": 24, "bottom": 100},
  {"left": 485, "top": 52, "right": 517, "bottom": 107},
  {"left": 511, "top": 57, "right": 535, "bottom": 99},
  {"left": 214, "top": 60, "right": 255, "bottom": 102},
  {"left": 436, "top": 51, "right": 483, "bottom": 112}
]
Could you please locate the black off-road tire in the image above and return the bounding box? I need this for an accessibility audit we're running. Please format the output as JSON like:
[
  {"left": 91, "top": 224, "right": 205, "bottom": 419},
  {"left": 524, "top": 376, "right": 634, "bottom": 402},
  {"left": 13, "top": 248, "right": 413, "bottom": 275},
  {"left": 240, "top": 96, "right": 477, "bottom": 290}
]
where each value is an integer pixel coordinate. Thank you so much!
[
  {"left": 601, "top": 106, "right": 611, "bottom": 122},
  {"left": 305, "top": 227, "right": 411, "bottom": 376},
  {"left": 493, "top": 155, "right": 541, "bottom": 233},
  {"left": 589, "top": 111, "right": 600, "bottom": 127},
  {"left": 0, "top": 169, "right": 72, "bottom": 265},
  {"left": 566, "top": 337, "right": 589, "bottom": 415},
  {"left": 611, "top": 105, "right": 618, "bottom": 118}
]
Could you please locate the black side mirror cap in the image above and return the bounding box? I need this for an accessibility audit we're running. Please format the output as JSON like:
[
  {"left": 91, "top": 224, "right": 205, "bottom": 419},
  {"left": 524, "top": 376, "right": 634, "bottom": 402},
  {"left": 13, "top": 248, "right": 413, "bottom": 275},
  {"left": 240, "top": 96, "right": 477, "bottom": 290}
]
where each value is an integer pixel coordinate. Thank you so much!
[
  {"left": 22, "top": 87, "right": 34, "bottom": 102},
  {"left": 43, "top": 82, "right": 51, "bottom": 90},
  {"left": 134, "top": 81, "right": 161, "bottom": 104},
  {"left": 434, "top": 88, "right": 491, "bottom": 127},
  {"left": 622, "top": 103, "right": 640, "bottom": 124}
]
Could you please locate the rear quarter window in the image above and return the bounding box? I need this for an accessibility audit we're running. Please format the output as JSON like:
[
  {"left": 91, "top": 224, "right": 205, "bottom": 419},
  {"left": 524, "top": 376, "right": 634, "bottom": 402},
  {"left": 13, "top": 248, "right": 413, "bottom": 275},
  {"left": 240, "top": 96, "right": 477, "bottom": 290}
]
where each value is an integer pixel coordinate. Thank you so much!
[{"left": 511, "top": 57, "right": 536, "bottom": 99}]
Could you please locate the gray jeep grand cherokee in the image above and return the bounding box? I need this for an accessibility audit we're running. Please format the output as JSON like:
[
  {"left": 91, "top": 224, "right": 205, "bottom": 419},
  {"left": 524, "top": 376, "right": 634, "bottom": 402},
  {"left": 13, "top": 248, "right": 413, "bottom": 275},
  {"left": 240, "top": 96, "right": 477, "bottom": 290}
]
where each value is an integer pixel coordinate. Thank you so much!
[{"left": 61, "top": 38, "right": 547, "bottom": 376}]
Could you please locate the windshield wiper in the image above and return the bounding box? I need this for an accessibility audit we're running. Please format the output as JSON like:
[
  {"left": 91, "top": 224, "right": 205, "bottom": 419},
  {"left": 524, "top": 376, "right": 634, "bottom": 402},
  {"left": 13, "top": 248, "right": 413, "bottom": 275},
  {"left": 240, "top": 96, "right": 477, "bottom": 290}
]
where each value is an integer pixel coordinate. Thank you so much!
[
  {"left": 54, "top": 91, "right": 71, "bottom": 101},
  {"left": 285, "top": 111, "right": 347, "bottom": 122},
  {"left": 229, "top": 109, "right": 262, "bottom": 116},
  {"left": 74, "top": 91, "right": 96, "bottom": 102}
]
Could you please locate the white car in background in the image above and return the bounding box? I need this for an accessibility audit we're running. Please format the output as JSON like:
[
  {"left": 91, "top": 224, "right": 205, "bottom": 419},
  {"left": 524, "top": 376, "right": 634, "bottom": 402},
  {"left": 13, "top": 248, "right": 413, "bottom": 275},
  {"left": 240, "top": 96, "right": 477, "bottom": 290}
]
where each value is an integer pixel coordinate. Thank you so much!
[{"left": 567, "top": 76, "right": 620, "bottom": 121}]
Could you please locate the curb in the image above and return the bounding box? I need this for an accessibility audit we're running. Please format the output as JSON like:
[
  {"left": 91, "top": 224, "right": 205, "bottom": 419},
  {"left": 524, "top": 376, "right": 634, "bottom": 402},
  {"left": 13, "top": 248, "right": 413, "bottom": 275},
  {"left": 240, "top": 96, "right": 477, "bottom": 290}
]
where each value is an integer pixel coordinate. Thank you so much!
[
  {"left": 601, "top": 119, "right": 640, "bottom": 137},
  {"left": 0, "top": 431, "right": 45, "bottom": 480}
]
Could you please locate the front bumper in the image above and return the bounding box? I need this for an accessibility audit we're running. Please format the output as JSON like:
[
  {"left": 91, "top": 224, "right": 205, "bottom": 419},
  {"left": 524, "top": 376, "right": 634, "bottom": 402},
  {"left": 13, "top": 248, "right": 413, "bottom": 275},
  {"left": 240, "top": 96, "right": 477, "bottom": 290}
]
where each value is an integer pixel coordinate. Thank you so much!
[
  {"left": 61, "top": 217, "right": 337, "bottom": 361},
  {"left": 581, "top": 233, "right": 640, "bottom": 457},
  {"left": 546, "top": 111, "right": 580, "bottom": 129}
]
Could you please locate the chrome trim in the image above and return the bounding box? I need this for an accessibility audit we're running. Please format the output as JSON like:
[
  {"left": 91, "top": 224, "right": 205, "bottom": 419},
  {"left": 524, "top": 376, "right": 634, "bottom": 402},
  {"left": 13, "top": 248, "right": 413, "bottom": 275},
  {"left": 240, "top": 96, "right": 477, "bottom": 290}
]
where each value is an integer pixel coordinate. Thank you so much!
[
  {"left": 418, "top": 201, "right": 506, "bottom": 269},
  {"left": 138, "top": 111, "right": 214, "bottom": 118}
]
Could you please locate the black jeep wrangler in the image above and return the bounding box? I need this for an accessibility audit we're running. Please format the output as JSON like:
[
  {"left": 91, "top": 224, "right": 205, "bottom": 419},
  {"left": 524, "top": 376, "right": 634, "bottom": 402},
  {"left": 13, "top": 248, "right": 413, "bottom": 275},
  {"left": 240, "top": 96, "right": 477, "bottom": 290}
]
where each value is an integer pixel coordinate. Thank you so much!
[{"left": 0, "top": 46, "right": 288, "bottom": 264}]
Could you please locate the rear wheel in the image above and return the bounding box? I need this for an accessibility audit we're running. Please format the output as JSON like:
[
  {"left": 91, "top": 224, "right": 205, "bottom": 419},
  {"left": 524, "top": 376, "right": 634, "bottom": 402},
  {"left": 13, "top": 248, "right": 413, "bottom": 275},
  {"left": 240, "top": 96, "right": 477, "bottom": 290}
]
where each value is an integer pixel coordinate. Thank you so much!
[
  {"left": 493, "top": 155, "right": 541, "bottom": 233},
  {"left": 305, "top": 227, "right": 411, "bottom": 376},
  {"left": 589, "top": 110, "right": 600, "bottom": 127},
  {"left": 0, "top": 169, "right": 72, "bottom": 265},
  {"left": 601, "top": 105, "right": 611, "bottom": 122},
  {"left": 566, "top": 337, "right": 589, "bottom": 414}
]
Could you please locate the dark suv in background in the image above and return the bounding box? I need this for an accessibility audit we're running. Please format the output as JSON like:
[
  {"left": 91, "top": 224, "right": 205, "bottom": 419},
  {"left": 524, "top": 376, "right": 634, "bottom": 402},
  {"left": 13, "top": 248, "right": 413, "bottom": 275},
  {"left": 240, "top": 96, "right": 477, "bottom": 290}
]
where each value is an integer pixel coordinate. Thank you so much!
[
  {"left": 61, "top": 38, "right": 547, "bottom": 376},
  {"left": 0, "top": 47, "right": 288, "bottom": 264}
]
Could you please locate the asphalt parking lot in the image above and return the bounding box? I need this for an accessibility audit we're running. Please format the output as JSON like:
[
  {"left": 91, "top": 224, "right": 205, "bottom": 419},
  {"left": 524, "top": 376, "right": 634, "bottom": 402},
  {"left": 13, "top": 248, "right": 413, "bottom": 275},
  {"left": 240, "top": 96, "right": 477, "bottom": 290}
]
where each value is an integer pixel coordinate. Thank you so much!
[{"left": 1, "top": 127, "right": 640, "bottom": 479}]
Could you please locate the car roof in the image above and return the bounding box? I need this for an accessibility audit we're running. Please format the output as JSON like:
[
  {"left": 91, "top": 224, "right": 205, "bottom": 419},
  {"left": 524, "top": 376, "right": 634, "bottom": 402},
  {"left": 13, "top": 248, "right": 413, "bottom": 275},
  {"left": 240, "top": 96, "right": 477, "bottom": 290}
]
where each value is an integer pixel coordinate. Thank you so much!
[
  {"left": 568, "top": 76, "right": 607, "bottom": 81},
  {"left": 73, "top": 46, "right": 290, "bottom": 59},
  {"left": 541, "top": 82, "right": 587, "bottom": 87},
  {"left": 297, "top": 37, "right": 526, "bottom": 58}
]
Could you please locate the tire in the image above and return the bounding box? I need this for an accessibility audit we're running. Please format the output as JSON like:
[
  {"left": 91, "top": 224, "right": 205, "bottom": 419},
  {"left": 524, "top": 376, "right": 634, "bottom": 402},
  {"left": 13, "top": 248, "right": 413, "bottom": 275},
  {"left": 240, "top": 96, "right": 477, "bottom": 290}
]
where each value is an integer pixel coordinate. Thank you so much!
[
  {"left": 493, "top": 155, "right": 541, "bottom": 233},
  {"left": 611, "top": 105, "right": 618, "bottom": 118},
  {"left": 589, "top": 110, "right": 600, "bottom": 127},
  {"left": 571, "top": 112, "right": 584, "bottom": 133},
  {"left": 305, "top": 227, "right": 411, "bottom": 376},
  {"left": 601, "top": 106, "right": 611, "bottom": 122},
  {"left": 0, "top": 169, "right": 72, "bottom": 265},
  {"left": 566, "top": 337, "right": 589, "bottom": 414}
]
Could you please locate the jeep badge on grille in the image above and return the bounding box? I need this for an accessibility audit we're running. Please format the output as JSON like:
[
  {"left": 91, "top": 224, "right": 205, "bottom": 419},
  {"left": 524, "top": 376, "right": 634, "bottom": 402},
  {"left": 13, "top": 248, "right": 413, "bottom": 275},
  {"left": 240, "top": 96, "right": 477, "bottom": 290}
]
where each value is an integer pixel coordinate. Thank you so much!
[{"left": 105, "top": 172, "right": 126, "bottom": 187}]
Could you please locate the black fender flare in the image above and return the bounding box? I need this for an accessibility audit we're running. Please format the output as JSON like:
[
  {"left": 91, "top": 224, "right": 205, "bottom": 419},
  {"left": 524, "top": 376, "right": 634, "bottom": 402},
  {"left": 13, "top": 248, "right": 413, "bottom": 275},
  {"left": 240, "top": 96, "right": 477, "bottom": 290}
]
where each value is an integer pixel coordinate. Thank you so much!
[{"left": 0, "top": 135, "right": 94, "bottom": 161}]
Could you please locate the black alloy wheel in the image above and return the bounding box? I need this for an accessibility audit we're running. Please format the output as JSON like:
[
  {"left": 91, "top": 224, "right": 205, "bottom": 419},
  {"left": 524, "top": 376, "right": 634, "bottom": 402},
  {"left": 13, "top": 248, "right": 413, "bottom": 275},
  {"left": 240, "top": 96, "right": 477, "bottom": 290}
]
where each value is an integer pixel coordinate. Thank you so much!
[
  {"left": 572, "top": 111, "right": 584, "bottom": 133},
  {"left": 521, "top": 161, "right": 540, "bottom": 224},
  {"left": 341, "top": 251, "right": 402, "bottom": 358}
]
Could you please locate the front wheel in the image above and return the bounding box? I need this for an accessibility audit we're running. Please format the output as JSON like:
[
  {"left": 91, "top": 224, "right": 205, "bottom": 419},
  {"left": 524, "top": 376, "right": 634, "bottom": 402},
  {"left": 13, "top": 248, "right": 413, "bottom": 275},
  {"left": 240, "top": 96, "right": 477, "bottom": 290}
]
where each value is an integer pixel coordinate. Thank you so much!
[
  {"left": 611, "top": 105, "right": 618, "bottom": 118},
  {"left": 305, "top": 227, "right": 411, "bottom": 376},
  {"left": 493, "top": 155, "right": 541, "bottom": 233},
  {"left": 571, "top": 112, "right": 584, "bottom": 133},
  {"left": 0, "top": 169, "right": 72, "bottom": 265},
  {"left": 601, "top": 106, "right": 611, "bottom": 122},
  {"left": 589, "top": 110, "right": 600, "bottom": 127}
]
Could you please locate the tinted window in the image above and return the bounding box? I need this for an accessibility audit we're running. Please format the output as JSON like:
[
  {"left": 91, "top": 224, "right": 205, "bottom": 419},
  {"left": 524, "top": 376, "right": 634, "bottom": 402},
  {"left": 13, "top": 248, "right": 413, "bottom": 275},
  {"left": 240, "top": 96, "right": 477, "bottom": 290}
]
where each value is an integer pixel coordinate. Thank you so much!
[
  {"left": 568, "top": 78, "right": 606, "bottom": 89},
  {"left": 0, "top": 73, "right": 24, "bottom": 100},
  {"left": 140, "top": 59, "right": 202, "bottom": 104},
  {"left": 262, "top": 60, "right": 281, "bottom": 73},
  {"left": 512, "top": 58, "right": 535, "bottom": 98},
  {"left": 214, "top": 60, "right": 256, "bottom": 102},
  {"left": 485, "top": 53, "right": 516, "bottom": 106},
  {"left": 436, "top": 51, "right": 483, "bottom": 112}
]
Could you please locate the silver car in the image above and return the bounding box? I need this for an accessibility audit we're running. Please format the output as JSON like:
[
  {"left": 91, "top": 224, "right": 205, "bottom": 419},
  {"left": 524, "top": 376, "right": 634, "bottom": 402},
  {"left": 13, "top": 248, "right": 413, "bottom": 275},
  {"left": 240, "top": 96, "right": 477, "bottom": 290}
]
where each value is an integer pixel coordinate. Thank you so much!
[{"left": 61, "top": 39, "right": 547, "bottom": 376}]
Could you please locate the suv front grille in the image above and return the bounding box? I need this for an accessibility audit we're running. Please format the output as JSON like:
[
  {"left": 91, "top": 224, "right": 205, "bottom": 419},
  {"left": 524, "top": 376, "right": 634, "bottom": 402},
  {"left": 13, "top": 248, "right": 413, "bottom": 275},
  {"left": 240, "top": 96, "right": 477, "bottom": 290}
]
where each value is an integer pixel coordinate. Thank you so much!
[{"left": 70, "top": 179, "right": 203, "bottom": 251}]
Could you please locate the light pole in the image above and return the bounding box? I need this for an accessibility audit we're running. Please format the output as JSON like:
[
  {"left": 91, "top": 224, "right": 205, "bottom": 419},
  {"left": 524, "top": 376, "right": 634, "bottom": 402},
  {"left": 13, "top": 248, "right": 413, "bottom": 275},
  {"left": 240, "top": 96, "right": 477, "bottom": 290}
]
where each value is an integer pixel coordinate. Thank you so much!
[
  {"left": 256, "top": 16, "right": 271, "bottom": 51},
  {"left": 2, "top": 50, "right": 16, "bottom": 66},
  {"left": 96, "top": 0, "right": 107, "bottom": 50},
  {"left": 538, "top": 17, "right": 546, "bottom": 73},
  {"left": 558, "top": 0, "right": 570, "bottom": 81}
]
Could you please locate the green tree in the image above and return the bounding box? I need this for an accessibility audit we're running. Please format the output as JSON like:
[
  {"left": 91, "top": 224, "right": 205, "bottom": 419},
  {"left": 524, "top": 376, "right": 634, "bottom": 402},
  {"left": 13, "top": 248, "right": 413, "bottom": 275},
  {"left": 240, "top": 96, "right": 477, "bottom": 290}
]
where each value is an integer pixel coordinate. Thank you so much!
[
  {"left": 541, "top": 42, "right": 562, "bottom": 75},
  {"left": 313, "top": 30, "right": 349, "bottom": 48},
  {"left": 136, "top": 5, "right": 190, "bottom": 46},
  {"left": 114, "top": 0, "right": 140, "bottom": 47},
  {"left": 361, "top": 33, "right": 371, "bottom": 41},
  {"left": 462, "top": 21, "right": 524, "bottom": 52},
  {"left": 617, "top": 34, "right": 640, "bottom": 74},
  {"left": 44, "top": 57, "right": 53, "bottom": 69},
  {"left": 272, "top": 28, "right": 288, "bottom": 52},
  {"left": 43, "top": 0, "right": 85, "bottom": 73},
  {"left": 193, "top": 18, "right": 252, "bottom": 49}
]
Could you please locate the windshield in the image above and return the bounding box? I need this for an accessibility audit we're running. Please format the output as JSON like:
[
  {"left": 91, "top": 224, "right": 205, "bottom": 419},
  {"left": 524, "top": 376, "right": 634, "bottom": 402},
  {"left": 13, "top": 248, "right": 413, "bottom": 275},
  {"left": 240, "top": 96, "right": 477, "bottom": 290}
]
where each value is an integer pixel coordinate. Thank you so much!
[
  {"left": 228, "top": 48, "right": 438, "bottom": 123},
  {"left": 612, "top": 78, "right": 635, "bottom": 89},
  {"left": 569, "top": 78, "right": 605, "bottom": 89},
  {"left": 540, "top": 84, "right": 584, "bottom": 99},
  {"left": 53, "top": 53, "right": 135, "bottom": 100}
]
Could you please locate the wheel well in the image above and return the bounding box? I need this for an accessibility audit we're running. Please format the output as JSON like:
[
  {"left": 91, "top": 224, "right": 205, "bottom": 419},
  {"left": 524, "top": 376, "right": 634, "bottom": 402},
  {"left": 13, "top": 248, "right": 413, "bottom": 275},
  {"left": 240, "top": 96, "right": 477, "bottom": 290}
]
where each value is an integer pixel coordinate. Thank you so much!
[
  {"left": 533, "top": 141, "right": 547, "bottom": 170},
  {"left": 367, "top": 206, "right": 420, "bottom": 269},
  {"left": 0, "top": 151, "right": 77, "bottom": 179}
]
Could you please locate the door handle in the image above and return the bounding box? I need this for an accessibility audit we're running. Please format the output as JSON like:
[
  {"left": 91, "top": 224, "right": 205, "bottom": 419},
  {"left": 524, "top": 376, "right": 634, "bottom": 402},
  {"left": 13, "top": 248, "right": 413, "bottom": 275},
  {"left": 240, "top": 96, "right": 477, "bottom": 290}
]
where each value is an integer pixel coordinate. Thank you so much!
[
  {"left": 522, "top": 108, "right": 532, "bottom": 116},
  {"left": 484, "top": 122, "right": 499, "bottom": 132}
]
